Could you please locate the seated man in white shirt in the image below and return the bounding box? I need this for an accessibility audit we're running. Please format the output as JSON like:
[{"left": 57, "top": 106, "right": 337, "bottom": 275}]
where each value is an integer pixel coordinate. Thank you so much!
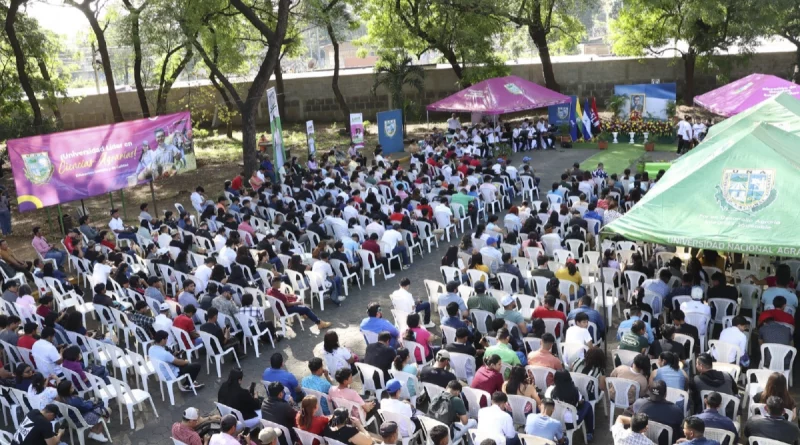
[
  {"left": 380, "top": 379, "right": 421, "bottom": 437},
  {"left": 311, "top": 252, "right": 345, "bottom": 306},
  {"left": 31, "top": 327, "right": 63, "bottom": 377},
  {"left": 366, "top": 220, "right": 385, "bottom": 240},
  {"left": 381, "top": 224, "right": 410, "bottom": 269},
  {"left": 680, "top": 286, "right": 712, "bottom": 337},
  {"left": 713, "top": 315, "right": 749, "bottom": 364},
  {"left": 390, "top": 278, "right": 433, "bottom": 328},
  {"left": 109, "top": 208, "right": 138, "bottom": 242},
  {"left": 478, "top": 392, "right": 520, "bottom": 445}
]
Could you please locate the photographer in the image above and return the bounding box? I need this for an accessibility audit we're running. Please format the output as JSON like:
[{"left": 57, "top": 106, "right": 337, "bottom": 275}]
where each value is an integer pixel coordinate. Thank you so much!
[
  {"left": 218, "top": 368, "right": 262, "bottom": 430},
  {"left": 10, "top": 403, "right": 65, "bottom": 445}
]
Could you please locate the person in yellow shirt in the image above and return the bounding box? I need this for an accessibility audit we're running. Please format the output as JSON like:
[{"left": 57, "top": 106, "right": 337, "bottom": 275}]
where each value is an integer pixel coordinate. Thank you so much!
[
  {"left": 555, "top": 259, "right": 586, "bottom": 298},
  {"left": 468, "top": 252, "right": 490, "bottom": 281}
]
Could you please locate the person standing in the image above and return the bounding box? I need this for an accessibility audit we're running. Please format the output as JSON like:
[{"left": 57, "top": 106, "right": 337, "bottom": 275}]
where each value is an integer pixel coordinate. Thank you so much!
[{"left": 677, "top": 116, "right": 694, "bottom": 155}]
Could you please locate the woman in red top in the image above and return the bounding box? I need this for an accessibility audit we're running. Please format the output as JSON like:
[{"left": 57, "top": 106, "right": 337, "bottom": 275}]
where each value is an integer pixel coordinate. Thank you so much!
[{"left": 297, "top": 395, "right": 329, "bottom": 435}]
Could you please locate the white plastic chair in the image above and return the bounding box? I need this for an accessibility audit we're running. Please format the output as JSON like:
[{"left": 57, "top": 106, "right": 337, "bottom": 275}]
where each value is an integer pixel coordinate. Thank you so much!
[
  {"left": 109, "top": 375, "right": 159, "bottom": 429},
  {"left": 236, "top": 314, "right": 274, "bottom": 357},
  {"left": 645, "top": 420, "right": 673, "bottom": 445},
  {"left": 354, "top": 362, "right": 387, "bottom": 399},
  {"left": 759, "top": 343, "right": 797, "bottom": 385},
  {"left": 198, "top": 330, "right": 240, "bottom": 378},
  {"left": 606, "top": 377, "right": 640, "bottom": 429},
  {"left": 266, "top": 295, "right": 305, "bottom": 337},
  {"left": 294, "top": 428, "right": 327, "bottom": 445},
  {"left": 705, "top": 428, "right": 735, "bottom": 445},
  {"left": 150, "top": 357, "right": 196, "bottom": 405},
  {"left": 525, "top": 366, "right": 556, "bottom": 392},
  {"left": 570, "top": 372, "right": 606, "bottom": 426},
  {"left": 461, "top": 386, "right": 490, "bottom": 419},
  {"left": 52, "top": 399, "right": 111, "bottom": 445},
  {"left": 449, "top": 352, "right": 476, "bottom": 385},
  {"left": 357, "top": 249, "right": 389, "bottom": 286},
  {"left": 708, "top": 340, "right": 742, "bottom": 365},
  {"left": 507, "top": 394, "right": 537, "bottom": 427},
  {"left": 553, "top": 400, "right": 587, "bottom": 445},
  {"left": 379, "top": 409, "right": 423, "bottom": 445}
]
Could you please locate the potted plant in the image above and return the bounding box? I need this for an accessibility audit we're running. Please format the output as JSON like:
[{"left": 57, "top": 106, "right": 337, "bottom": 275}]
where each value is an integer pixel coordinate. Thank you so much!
[
  {"left": 597, "top": 131, "right": 611, "bottom": 150},
  {"left": 558, "top": 123, "right": 572, "bottom": 143},
  {"left": 496, "top": 143, "right": 513, "bottom": 162},
  {"left": 644, "top": 141, "right": 655, "bottom": 151},
  {"left": 606, "top": 95, "right": 628, "bottom": 120}
]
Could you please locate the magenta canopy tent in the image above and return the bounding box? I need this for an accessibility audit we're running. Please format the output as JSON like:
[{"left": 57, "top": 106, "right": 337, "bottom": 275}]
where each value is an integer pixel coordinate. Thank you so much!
[
  {"left": 426, "top": 75, "right": 570, "bottom": 115},
  {"left": 694, "top": 73, "right": 800, "bottom": 117}
]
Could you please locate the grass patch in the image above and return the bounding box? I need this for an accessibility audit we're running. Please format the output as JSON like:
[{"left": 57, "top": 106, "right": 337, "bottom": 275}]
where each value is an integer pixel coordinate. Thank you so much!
[{"left": 576, "top": 142, "right": 674, "bottom": 174}]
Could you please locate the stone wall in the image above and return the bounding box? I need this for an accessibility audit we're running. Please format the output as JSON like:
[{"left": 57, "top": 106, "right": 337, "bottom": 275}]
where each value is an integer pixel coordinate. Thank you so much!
[{"left": 56, "top": 51, "right": 797, "bottom": 129}]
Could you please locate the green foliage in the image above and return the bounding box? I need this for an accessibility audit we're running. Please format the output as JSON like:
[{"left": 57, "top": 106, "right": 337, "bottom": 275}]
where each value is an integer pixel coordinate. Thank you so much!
[
  {"left": 666, "top": 100, "right": 677, "bottom": 119},
  {"left": 606, "top": 94, "right": 627, "bottom": 119},
  {"left": 372, "top": 50, "right": 424, "bottom": 136}
]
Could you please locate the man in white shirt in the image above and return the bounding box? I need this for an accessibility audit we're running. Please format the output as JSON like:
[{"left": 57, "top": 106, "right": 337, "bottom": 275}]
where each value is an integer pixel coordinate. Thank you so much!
[
  {"left": 91, "top": 258, "right": 113, "bottom": 288},
  {"left": 677, "top": 115, "right": 694, "bottom": 154},
  {"left": 190, "top": 186, "right": 206, "bottom": 213},
  {"left": 380, "top": 379, "right": 419, "bottom": 437},
  {"left": 343, "top": 200, "right": 359, "bottom": 223},
  {"left": 477, "top": 392, "right": 518, "bottom": 445},
  {"left": 217, "top": 239, "right": 237, "bottom": 268},
  {"left": 692, "top": 120, "right": 707, "bottom": 143},
  {"left": 153, "top": 303, "right": 174, "bottom": 335},
  {"left": 479, "top": 177, "right": 499, "bottom": 202},
  {"left": 108, "top": 208, "right": 138, "bottom": 242},
  {"left": 31, "top": 327, "right": 63, "bottom": 377},
  {"left": 366, "top": 220, "right": 385, "bottom": 240},
  {"left": 447, "top": 113, "right": 460, "bottom": 132},
  {"left": 479, "top": 237, "right": 503, "bottom": 273},
  {"left": 194, "top": 257, "right": 216, "bottom": 292},
  {"left": 311, "top": 251, "right": 345, "bottom": 305},
  {"left": 382, "top": 223, "right": 410, "bottom": 269},
  {"left": 390, "top": 278, "right": 433, "bottom": 327},
  {"left": 680, "top": 286, "right": 711, "bottom": 336},
  {"left": 564, "top": 312, "right": 594, "bottom": 363},
  {"left": 713, "top": 315, "right": 749, "bottom": 364}
]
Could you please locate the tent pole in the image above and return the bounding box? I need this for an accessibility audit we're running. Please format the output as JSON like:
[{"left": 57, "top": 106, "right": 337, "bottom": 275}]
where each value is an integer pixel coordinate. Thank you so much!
[
  {"left": 598, "top": 230, "right": 609, "bottom": 357},
  {"left": 426, "top": 110, "right": 429, "bottom": 128}
]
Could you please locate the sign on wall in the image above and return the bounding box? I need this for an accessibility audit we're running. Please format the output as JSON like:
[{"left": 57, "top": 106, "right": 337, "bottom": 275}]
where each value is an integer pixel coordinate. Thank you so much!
[
  {"left": 306, "top": 120, "right": 316, "bottom": 157},
  {"left": 377, "top": 109, "right": 404, "bottom": 155},
  {"left": 8, "top": 111, "right": 195, "bottom": 212},
  {"left": 350, "top": 113, "right": 364, "bottom": 149},
  {"left": 614, "top": 83, "right": 677, "bottom": 120}
]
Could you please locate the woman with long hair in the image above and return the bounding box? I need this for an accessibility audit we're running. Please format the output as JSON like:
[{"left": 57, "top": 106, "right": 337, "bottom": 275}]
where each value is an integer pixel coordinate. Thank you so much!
[
  {"left": 754, "top": 372, "right": 797, "bottom": 418},
  {"left": 555, "top": 259, "right": 585, "bottom": 298},
  {"left": 297, "top": 395, "right": 329, "bottom": 435},
  {"left": 392, "top": 348, "right": 418, "bottom": 397},
  {"left": 441, "top": 246, "right": 459, "bottom": 268},
  {"left": 545, "top": 369, "right": 595, "bottom": 440},
  {"left": 459, "top": 234, "right": 474, "bottom": 254},
  {"left": 469, "top": 252, "right": 490, "bottom": 282},
  {"left": 570, "top": 347, "right": 607, "bottom": 396},
  {"left": 210, "top": 264, "right": 228, "bottom": 283},
  {"left": 322, "top": 331, "right": 357, "bottom": 375},
  {"left": 218, "top": 367, "right": 262, "bottom": 429},
  {"left": 405, "top": 313, "right": 434, "bottom": 362},
  {"left": 56, "top": 380, "right": 110, "bottom": 442},
  {"left": 650, "top": 351, "right": 687, "bottom": 390},
  {"left": 235, "top": 246, "right": 257, "bottom": 274},
  {"left": 14, "top": 363, "right": 34, "bottom": 391},
  {"left": 473, "top": 223, "right": 488, "bottom": 241},
  {"left": 602, "top": 249, "right": 620, "bottom": 269},
  {"left": 62, "top": 344, "right": 110, "bottom": 385},
  {"left": 322, "top": 407, "right": 372, "bottom": 445},
  {"left": 503, "top": 365, "right": 541, "bottom": 414},
  {"left": 27, "top": 372, "right": 58, "bottom": 408},
  {"left": 174, "top": 251, "right": 191, "bottom": 274}
]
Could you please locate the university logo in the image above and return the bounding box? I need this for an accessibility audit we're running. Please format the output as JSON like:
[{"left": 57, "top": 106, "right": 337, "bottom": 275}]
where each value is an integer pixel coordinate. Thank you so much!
[
  {"left": 557, "top": 106, "right": 569, "bottom": 120},
  {"left": 716, "top": 168, "right": 776, "bottom": 213},
  {"left": 731, "top": 82, "right": 754, "bottom": 95},
  {"left": 21, "top": 152, "right": 54, "bottom": 185},
  {"left": 504, "top": 83, "right": 523, "bottom": 95},
  {"left": 384, "top": 119, "right": 397, "bottom": 138}
]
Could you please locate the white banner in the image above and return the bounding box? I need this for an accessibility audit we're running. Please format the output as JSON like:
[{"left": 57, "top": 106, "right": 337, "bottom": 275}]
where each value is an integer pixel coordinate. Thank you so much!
[
  {"left": 350, "top": 113, "right": 364, "bottom": 149},
  {"left": 266, "top": 87, "right": 285, "bottom": 176},
  {"left": 306, "top": 120, "right": 316, "bottom": 157}
]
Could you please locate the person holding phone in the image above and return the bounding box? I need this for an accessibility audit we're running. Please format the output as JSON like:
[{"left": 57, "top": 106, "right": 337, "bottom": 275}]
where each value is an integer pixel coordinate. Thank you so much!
[{"left": 217, "top": 368, "right": 262, "bottom": 430}]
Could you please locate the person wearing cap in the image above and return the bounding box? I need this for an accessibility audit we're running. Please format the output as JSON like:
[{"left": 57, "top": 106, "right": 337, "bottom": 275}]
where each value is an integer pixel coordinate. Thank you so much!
[
  {"left": 209, "top": 414, "right": 243, "bottom": 445},
  {"left": 173, "top": 407, "right": 221, "bottom": 445},
  {"left": 11, "top": 403, "right": 66, "bottom": 445},
  {"left": 150, "top": 330, "right": 204, "bottom": 391},
  {"left": 108, "top": 208, "right": 138, "bottom": 242},
  {"left": 612, "top": 414, "right": 655, "bottom": 445},
  {"left": 696, "top": 391, "right": 738, "bottom": 443},
  {"left": 381, "top": 379, "right": 421, "bottom": 436},
  {"left": 152, "top": 301, "right": 174, "bottom": 340},
  {"left": 680, "top": 286, "right": 711, "bottom": 337},
  {"left": 631, "top": 380, "right": 684, "bottom": 439},
  {"left": 496, "top": 294, "right": 530, "bottom": 338},
  {"left": 212, "top": 285, "right": 241, "bottom": 322},
  {"left": 498, "top": 252, "right": 531, "bottom": 295},
  {"left": 437, "top": 281, "right": 469, "bottom": 318},
  {"left": 525, "top": 398, "right": 565, "bottom": 444},
  {"left": 360, "top": 303, "right": 400, "bottom": 348},
  {"left": 419, "top": 350, "right": 457, "bottom": 387},
  {"left": 479, "top": 237, "right": 503, "bottom": 273}
]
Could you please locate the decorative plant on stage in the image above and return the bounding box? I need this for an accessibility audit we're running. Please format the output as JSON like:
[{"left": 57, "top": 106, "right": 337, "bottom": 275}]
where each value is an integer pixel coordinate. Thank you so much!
[
  {"left": 371, "top": 50, "right": 425, "bottom": 137},
  {"left": 606, "top": 94, "right": 628, "bottom": 119}
]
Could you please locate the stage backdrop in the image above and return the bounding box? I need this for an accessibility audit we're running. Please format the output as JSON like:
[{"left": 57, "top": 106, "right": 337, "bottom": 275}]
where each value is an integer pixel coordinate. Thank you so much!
[
  {"left": 614, "top": 83, "right": 676, "bottom": 120},
  {"left": 8, "top": 112, "right": 195, "bottom": 212},
  {"left": 377, "top": 109, "right": 404, "bottom": 154},
  {"left": 548, "top": 96, "right": 577, "bottom": 127}
]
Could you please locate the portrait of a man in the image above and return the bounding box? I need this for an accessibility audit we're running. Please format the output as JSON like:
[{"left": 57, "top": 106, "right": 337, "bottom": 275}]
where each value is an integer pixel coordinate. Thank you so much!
[{"left": 630, "top": 94, "right": 645, "bottom": 115}]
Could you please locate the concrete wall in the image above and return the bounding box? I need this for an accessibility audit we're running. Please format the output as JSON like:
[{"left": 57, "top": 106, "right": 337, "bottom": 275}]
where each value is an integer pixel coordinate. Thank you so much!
[{"left": 55, "top": 51, "right": 797, "bottom": 129}]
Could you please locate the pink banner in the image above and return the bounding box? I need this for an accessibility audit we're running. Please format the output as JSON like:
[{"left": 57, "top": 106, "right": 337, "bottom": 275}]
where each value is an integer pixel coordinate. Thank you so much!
[{"left": 8, "top": 112, "right": 195, "bottom": 212}]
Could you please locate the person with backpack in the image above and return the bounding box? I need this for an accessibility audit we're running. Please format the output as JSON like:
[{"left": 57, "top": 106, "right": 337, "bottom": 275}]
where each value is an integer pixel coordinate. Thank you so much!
[{"left": 428, "top": 380, "right": 476, "bottom": 444}]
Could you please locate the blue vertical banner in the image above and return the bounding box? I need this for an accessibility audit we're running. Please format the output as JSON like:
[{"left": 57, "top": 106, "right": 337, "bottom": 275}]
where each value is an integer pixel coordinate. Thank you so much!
[
  {"left": 548, "top": 96, "right": 575, "bottom": 127},
  {"left": 377, "top": 109, "right": 404, "bottom": 155},
  {"left": 568, "top": 97, "right": 578, "bottom": 142}
]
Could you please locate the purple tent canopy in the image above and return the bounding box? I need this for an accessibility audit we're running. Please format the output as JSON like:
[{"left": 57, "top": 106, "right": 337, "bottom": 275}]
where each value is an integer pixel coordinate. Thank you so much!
[
  {"left": 694, "top": 73, "right": 800, "bottom": 117},
  {"left": 426, "top": 75, "right": 570, "bottom": 115}
]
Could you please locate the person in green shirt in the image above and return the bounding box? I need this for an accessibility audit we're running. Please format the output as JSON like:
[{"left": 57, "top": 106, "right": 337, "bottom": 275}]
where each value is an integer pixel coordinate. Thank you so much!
[
  {"left": 466, "top": 281, "right": 499, "bottom": 313},
  {"left": 484, "top": 328, "right": 521, "bottom": 366},
  {"left": 450, "top": 189, "right": 478, "bottom": 224},
  {"left": 619, "top": 320, "right": 649, "bottom": 354},
  {"left": 495, "top": 295, "right": 529, "bottom": 336}
]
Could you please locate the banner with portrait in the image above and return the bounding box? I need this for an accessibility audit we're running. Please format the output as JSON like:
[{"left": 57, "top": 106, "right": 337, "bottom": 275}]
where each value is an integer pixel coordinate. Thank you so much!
[
  {"left": 349, "top": 113, "right": 364, "bottom": 149},
  {"left": 7, "top": 111, "right": 195, "bottom": 212},
  {"left": 614, "top": 83, "right": 677, "bottom": 120},
  {"left": 306, "top": 120, "right": 316, "bottom": 157},
  {"left": 377, "top": 109, "right": 404, "bottom": 155}
]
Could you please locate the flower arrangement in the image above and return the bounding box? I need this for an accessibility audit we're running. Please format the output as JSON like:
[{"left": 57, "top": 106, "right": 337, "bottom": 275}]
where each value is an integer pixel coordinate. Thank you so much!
[{"left": 598, "top": 119, "right": 675, "bottom": 142}]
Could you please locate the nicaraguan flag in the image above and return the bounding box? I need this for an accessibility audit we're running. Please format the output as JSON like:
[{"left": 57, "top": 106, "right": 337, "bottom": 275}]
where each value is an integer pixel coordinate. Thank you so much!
[{"left": 581, "top": 99, "right": 593, "bottom": 140}]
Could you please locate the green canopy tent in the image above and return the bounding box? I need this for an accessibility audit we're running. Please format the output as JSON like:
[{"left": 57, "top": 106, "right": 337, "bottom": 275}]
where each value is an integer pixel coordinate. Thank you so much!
[
  {"left": 604, "top": 122, "right": 800, "bottom": 258},
  {"left": 704, "top": 92, "right": 800, "bottom": 142}
]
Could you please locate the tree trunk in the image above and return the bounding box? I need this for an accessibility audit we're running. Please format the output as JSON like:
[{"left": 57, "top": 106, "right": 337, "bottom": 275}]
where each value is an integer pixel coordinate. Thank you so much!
[
  {"left": 326, "top": 21, "right": 350, "bottom": 121},
  {"left": 36, "top": 58, "right": 63, "bottom": 127},
  {"left": 683, "top": 51, "right": 697, "bottom": 103},
  {"left": 440, "top": 48, "right": 467, "bottom": 86},
  {"left": 156, "top": 46, "right": 192, "bottom": 115},
  {"left": 794, "top": 46, "right": 800, "bottom": 84},
  {"left": 275, "top": 59, "right": 287, "bottom": 120},
  {"left": 209, "top": 74, "right": 235, "bottom": 138},
  {"left": 73, "top": 2, "right": 124, "bottom": 122},
  {"left": 241, "top": 109, "right": 259, "bottom": 172},
  {"left": 5, "top": 0, "right": 42, "bottom": 128},
  {"left": 129, "top": 9, "right": 150, "bottom": 117},
  {"left": 530, "top": 28, "right": 560, "bottom": 92}
]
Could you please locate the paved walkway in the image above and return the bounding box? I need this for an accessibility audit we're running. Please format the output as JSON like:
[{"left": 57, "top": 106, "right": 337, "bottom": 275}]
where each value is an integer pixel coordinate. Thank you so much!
[{"left": 39, "top": 147, "right": 605, "bottom": 445}]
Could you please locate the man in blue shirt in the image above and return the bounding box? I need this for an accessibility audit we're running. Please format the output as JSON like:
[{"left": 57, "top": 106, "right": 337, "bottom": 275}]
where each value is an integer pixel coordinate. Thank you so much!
[
  {"left": 262, "top": 352, "right": 301, "bottom": 401},
  {"left": 761, "top": 264, "right": 798, "bottom": 308},
  {"left": 664, "top": 273, "right": 694, "bottom": 316},
  {"left": 567, "top": 295, "right": 606, "bottom": 339},
  {"left": 300, "top": 358, "right": 332, "bottom": 415},
  {"left": 437, "top": 281, "right": 469, "bottom": 317},
  {"left": 696, "top": 392, "right": 738, "bottom": 444},
  {"left": 149, "top": 330, "right": 204, "bottom": 391},
  {"left": 643, "top": 269, "right": 671, "bottom": 301},
  {"left": 360, "top": 302, "right": 399, "bottom": 347},
  {"left": 443, "top": 302, "right": 475, "bottom": 336},
  {"left": 583, "top": 202, "right": 603, "bottom": 226},
  {"left": 525, "top": 398, "right": 566, "bottom": 444},
  {"left": 617, "top": 305, "right": 654, "bottom": 344},
  {"left": 681, "top": 416, "right": 721, "bottom": 445}
]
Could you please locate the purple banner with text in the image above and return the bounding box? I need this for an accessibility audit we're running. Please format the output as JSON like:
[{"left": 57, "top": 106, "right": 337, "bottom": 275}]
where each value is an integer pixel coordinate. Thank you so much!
[{"left": 8, "top": 112, "right": 195, "bottom": 212}]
